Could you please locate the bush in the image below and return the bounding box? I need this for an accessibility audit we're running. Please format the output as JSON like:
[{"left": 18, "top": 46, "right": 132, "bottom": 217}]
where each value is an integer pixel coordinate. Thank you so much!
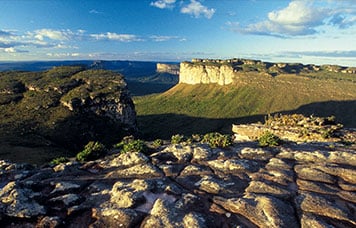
[
  {"left": 258, "top": 131, "right": 281, "bottom": 147},
  {"left": 152, "top": 139, "right": 163, "bottom": 148},
  {"left": 115, "top": 138, "right": 148, "bottom": 154},
  {"left": 76, "top": 141, "right": 107, "bottom": 162},
  {"left": 202, "top": 132, "right": 232, "bottom": 148},
  {"left": 171, "top": 134, "right": 185, "bottom": 144},
  {"left": 50, "top": 157, "right": 69, "bottom": 165}
]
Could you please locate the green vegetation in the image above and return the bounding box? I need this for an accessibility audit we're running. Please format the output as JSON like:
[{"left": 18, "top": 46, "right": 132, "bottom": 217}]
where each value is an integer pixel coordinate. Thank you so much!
[
  {"left": 0, "top": 66, "right": 133, "bottom": 164},
  {"left": 202, "top": 132, "right": 232, "bottom": 148},
  {"left": 76, "top": 141, "right": 107, "bottom": 162},
  {"left": 115, "top": 137, "right": 148, "bottom": 154},
  {"left": 152, "top": 139, "right": 164, "bottom": 148},
  {"left": 171, "top": 134, "right": 186, "bottom": 144},
  {"left": 258, "top": 131, "right": 281, "bottom": 147},
  {"left": 134, "top": 73, "right": 356, "bottom": 140},
  {"left": 50, "top": 157, "right": 69, "bottom": 165}
]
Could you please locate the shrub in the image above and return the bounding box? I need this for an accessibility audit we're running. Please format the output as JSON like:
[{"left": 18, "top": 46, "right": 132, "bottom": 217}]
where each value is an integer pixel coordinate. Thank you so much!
[
  {"left": 258, "top": 131, "right": 281, "bottom": 147},
  {"left": 171, "top": 134, "right": 185, "bottom": 144},
  {"left": 50, "top": 157, "right": 68, "bottom": 165},
  {"left": 152, "top": 139, "right": 163, "bottom": 148},
  {"left": 202, "top": 132, "right": 232, "bottom": 148},
  {"left": 76, "top": 141, "right": 107, "bottom": 162},
  {"left": 115, "top": 138, "right": 148, "bottom": 154}
]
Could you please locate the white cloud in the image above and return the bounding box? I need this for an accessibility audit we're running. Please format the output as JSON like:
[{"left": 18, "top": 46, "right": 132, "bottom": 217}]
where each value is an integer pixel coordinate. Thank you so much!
[
  {"left": 268, "top": 1, "right": 325, "bottom": 27},
  {"left": 32, "top": 29, "right": 74, "bottom": 41},
  {"left": 150, "top": 35, "right": 180, "bottom": 42},
  {"left": 90, "top": 32, "right": 142, "bottom": 42},
  {"left": 230, "top": 0, "right": 356, "bottom": 37},
  {"left": 89, "top": 9, "right": 103, "bottom": 14},
  {"left": 181, "top": 0, "right": 215, "bottom": 19},
  {"left": 150, "top": 0, "right": 176, "bottom": 9},
  {"left": 4, "top": 47, "right": 16, "bottom": 53}
]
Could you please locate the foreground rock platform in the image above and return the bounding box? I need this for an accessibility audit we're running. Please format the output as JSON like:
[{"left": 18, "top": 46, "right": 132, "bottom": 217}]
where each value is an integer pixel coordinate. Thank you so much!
[{"left": 1, "top": 131, "right": 356, "bottom": 227}]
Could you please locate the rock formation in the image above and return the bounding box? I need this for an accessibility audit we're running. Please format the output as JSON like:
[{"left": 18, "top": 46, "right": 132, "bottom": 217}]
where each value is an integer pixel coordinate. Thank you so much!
[
  {"left": 179, "top": 62, "right": 234, "bottom": 85},
  {"left": 1, "top": 116, "right": 355, "bottom": 227},
  {"left": 156, "top": 63, "right": 180, "bottom": 75},
  {"left": 179, "top": 58, "right": 356, "bottom": 85},
  {"left": 0, "top": 67, "right": 137, "bottom": 164}
]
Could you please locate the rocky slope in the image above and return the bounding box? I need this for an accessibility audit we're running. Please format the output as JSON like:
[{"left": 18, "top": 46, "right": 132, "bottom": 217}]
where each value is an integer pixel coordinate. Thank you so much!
[
  {"left": 0, "top": 67, "right": 137, "bottom": 164},
  {"left": 1, "top": 118, "right": 355, "bottom": 227}
]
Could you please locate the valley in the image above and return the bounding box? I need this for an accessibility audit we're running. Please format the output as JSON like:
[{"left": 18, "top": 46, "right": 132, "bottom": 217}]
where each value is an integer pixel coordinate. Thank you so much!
[{"left": 0, "top": 58, "right": 355, "bottom": 164}]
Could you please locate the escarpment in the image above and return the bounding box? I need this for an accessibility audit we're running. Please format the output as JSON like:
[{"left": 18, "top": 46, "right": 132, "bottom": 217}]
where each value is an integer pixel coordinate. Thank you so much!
[
  {"left": 179, "top": 58, "right": 356, "bottom": 85},
  {"left": 0, "top": 66, "right": 137, "bottom": 164}
]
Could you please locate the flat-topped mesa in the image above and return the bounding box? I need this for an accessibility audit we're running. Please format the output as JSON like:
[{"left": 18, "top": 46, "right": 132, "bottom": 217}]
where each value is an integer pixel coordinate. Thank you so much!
[
  {"left": 179, "top": 58, "right": 356, "bottom": 85},
  {"left": 179, "top": 60, "right": 235, "bottom": 85}
]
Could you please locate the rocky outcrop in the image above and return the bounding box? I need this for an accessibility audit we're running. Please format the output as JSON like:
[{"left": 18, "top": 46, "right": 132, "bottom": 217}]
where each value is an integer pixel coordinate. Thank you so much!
[
  {"left": 156, "top": 63, "right": 180, "bottom": 75},
  {"left": 0, "top": 67, "right": 137, "bottom": 164},
  {"left": 179, "top": 58, "right": 356, "bottom": 85},
  {"left": 179, "top": 62, "right": 235, "bottom": 85},
  {"left": 59, "top": 70, "right": 137, "bottom": 129},
  {"left": 1, "top": 121, "right": 355, "bottom": 227}
]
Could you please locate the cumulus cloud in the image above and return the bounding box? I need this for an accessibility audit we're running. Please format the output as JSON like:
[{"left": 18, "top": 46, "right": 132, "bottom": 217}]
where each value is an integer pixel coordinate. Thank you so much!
[
  {"left": 181, "top": 0, "right": 215, "bottom": 19},
  {"left": 30, "top": 29, "right": 74, "bottom": 41},
  {"left": 230, "top": 0, "right": 356, "bottom": 37},
  {"left": 90, "top": 32, "right": 142, "bottom": 42},
  {"left": 150, "top": 0, "right": 176, "bottom": 9}
]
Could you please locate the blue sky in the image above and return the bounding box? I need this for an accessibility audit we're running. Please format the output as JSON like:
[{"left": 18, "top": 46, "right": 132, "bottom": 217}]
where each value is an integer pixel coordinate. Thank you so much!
[{"left": 0, "top": 0, "right": 355, "bottom": 66}]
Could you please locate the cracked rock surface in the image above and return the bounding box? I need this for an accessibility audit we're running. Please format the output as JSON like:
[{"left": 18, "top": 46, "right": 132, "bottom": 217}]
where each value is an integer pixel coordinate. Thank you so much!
[{"left": 1, "top": 131, "right": 355, "bottom": 227}]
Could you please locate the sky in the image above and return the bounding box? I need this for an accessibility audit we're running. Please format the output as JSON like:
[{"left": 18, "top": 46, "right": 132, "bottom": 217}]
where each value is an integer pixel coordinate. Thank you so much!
[{"left": 0, "top": 0, "right": 356, "bottom": 66}]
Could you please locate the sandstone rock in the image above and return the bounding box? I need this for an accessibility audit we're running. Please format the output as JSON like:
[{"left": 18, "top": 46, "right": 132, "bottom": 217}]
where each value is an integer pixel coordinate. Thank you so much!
[
  {"left": 208, "top": 159, "right": 259, "bottom": 174},
  {"left": 50, "top": 193, "right": 81, "bottom": 206},
  {"left": 216, "top": 195, "right": 299, "bottom": 227},
  {"left": 50, "top": 181, "right": 81, "bottom": 194},
  {"left": 295, "top": 165, "right": 336, "bottom": 184},
  {"left": 105, "top": 163, "right": 163, "bottom": 178},
  {"left": 238, "top": 146, "right": 275, "bottom": 161},
  {"left": 296, "top": 179, "right": 339, "bottom": 195},
  {"left": 0, "top": 181, "right": 45, "bottom": 218},
  {"left": 297, "top": 192, "right": 356, "bottom": 226},
  {"left": 179, "top": 62, "right": 234, "bottom": 85},
  {"left": 110, "top": 179, "right": 151, "bottom": 208},
  {"left": 91, "top": 208, "right": 142, "bottom": 228},
  {"left": 0, "top": 124, "right": 355, "bottom": 227},
  {"left": 104, "top": 152, "right": 149, "bottom": 168},
  {"left": 163, "top": 144, "right": 193, "bottom": 163},
  {"left": 245, "top": 181, "right": 293, "bottom": 199}
]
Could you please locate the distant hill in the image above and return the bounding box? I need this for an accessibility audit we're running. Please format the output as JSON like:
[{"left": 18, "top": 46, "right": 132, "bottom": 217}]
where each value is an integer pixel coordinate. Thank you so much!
[
  {"left": 135, "top": 66, "right": 356, "bottom": 139},
  {"left": 0, "top": 60, "right": 179, "bottom": 96}
]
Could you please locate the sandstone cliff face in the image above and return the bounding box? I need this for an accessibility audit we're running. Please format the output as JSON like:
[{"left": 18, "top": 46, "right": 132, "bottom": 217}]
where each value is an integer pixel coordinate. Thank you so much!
[
  {"left": 156, "top": 63, "right": 180, "bottom": 75},
  {"left": 1, "top": 120, "right": 355, "bottom": 227},
  {"left": 179, "top": 58, "right": 356, "bottom": 86},
  {"left": 179, "top": 62, "right": 234, "bottom": 85}
]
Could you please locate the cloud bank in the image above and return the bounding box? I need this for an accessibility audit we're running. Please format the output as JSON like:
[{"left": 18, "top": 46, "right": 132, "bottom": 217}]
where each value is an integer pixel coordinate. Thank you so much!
[{"left": 229, "top": 0, "right": 356, "bottom": 37}]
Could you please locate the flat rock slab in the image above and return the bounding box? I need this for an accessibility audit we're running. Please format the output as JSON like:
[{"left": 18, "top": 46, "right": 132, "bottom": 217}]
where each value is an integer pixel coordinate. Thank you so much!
[{"left": 0, "top": 132, "right": 355, "bottom": 227}]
